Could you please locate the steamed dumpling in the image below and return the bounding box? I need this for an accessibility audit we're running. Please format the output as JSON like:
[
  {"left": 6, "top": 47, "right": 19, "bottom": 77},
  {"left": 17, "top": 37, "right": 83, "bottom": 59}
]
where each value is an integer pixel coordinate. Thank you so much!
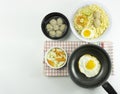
[
  {"left": 57, "top": 18, "right": 63, "bottom": 25},
  {"left": 49, "top": 30, "right": 56, "bottom": 37},
  {"left": 50, "top": 19, "right": 57, "bottom": 26},
  {"left": 56, "top": 30, "right": 62, "bottom": 37},
  {"left": 60, "top": 24, "right": 66, "bottom": 32},
  {"left": 46, "top": 24, "right": 53, "bottom": 31}
]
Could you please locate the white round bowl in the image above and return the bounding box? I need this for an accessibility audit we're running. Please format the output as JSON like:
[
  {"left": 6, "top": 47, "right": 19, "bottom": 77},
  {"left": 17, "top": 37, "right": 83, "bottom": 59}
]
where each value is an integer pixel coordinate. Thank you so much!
[
  {"left": 45, "top": 47, "right": 67, "bottom": 69},
  {"left": 70, "top": 1, "right": 111, "bottom": 42}
]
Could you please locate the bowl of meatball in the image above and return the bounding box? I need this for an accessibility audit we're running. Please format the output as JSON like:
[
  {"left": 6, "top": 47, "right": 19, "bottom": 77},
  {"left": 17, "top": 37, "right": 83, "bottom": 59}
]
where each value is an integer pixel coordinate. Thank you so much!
[{"left": 41, "top": 12, "right": 70, "bottom": 39}]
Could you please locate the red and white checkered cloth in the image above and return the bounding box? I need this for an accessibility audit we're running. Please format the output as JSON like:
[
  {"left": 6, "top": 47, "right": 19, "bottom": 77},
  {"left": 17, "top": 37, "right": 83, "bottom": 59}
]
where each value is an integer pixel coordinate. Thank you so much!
[{"left": 43, "top": 41, "right": 114, "bottom": 76}]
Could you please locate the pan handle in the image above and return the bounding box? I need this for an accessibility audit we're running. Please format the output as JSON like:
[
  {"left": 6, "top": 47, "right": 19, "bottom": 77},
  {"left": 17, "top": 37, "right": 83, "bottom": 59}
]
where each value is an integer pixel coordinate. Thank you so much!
[{"left": 102, "top": 81, "right": 117, "bottom": 94}]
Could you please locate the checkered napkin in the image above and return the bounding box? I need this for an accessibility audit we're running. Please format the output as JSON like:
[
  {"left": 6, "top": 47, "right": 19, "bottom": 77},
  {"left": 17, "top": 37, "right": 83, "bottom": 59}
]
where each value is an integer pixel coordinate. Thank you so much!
[{"left": 43, "top": 41, "right": 114, "bottom": 76}]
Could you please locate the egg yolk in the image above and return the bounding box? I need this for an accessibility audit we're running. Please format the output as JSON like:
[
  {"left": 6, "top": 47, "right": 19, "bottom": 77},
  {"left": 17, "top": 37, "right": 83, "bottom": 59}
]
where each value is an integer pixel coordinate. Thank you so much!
[
  {"left": 83, "top": 30, "right": 91, "bottom": 37},
  {"left": 86, "top": 60, "right": 96, "bottom": 70}
]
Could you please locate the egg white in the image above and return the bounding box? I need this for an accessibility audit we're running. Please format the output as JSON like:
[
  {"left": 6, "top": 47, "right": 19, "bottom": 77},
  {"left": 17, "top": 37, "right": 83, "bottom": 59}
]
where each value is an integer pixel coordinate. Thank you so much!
[
  {"left": 81, "top": 29, "right": 95, "bottom": 39},
  {"left": 78, "top": 54, "right": 101, "bottom": 78}
]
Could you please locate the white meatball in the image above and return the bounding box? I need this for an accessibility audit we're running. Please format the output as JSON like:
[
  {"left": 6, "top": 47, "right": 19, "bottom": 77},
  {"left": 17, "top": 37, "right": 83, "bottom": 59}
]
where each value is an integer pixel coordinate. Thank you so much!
[
  {"left": 94, "top": 18, "right": 101, "bottom": 28},
  {"left": 93, "top": 11, "right": 101, "bottom": 19},
  {"left": 49, "top": 19, "right": 57, "bottom": 26},
  {"left": 53, "top": 25, "right": 59, "bottom": 30},
  {"left": 57, "top": 18, "right": 63, "bottom": 25},
  {"left": 46, "top": 24, "right": 53, "bottom": 31},
  {"left": 60, "top": 24, "right": 66, "bottom": 32},
  {"left": 49, "top": 31, "right": 56, "bottom": 37},
  {"left": 56, "top": 30, "right": 62, "bottom": 37}
]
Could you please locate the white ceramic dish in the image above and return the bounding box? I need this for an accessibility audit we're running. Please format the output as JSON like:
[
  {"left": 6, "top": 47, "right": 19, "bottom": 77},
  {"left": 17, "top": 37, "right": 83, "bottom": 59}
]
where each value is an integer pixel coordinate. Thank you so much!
[
  {"left": 45, "top": 47, "right": 67, "bottom": 69},
  {"left": 70, "top": 1, "right": 111, "bottom": 42}
]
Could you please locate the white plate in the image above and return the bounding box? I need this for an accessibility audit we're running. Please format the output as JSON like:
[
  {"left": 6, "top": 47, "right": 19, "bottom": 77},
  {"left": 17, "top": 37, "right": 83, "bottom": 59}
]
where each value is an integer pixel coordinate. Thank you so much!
[{"left": 69, "top": 1, "right": 112, "bottom": 42}]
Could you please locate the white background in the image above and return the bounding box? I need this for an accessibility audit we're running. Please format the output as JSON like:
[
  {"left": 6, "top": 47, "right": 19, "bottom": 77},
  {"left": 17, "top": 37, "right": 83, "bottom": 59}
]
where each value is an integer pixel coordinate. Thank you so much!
[{"left": 0, "top": 0, "right": 120, "bottom": 94}]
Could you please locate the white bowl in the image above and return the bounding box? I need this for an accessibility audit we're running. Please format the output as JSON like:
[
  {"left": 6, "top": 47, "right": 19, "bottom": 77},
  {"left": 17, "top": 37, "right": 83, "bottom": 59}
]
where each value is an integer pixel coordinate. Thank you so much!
[
  {"left": 70, "top": 2, "right": 111, "bottom": 42},
  {"left": 45, "top": 47, "right": 67, "bottom": 69}
]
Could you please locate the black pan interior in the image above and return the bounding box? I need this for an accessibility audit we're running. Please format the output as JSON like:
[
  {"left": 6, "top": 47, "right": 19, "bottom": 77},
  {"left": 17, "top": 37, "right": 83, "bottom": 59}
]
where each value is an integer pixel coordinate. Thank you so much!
[{"left": 68, "top": 44, "right": 111, "bottom": 88}]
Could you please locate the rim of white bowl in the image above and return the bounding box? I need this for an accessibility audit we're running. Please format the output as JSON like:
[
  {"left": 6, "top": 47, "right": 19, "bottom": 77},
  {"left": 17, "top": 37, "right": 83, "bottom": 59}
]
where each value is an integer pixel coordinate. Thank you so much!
[
  {"left": 70, "top": 1, "right": 112, "bottom": 42},
  {"left": 45, "top": 47, "right": 67, "bottom": 69}
]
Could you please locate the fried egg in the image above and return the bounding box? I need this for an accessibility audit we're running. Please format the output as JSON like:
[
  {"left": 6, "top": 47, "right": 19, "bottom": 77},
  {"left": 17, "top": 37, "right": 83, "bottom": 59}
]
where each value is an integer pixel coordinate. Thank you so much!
[
  {"left": 81, "top": 29, "right": 95, "bottom": 39},
  {"left": 78, "top": 54, "right": 101, "bottom": 78}
]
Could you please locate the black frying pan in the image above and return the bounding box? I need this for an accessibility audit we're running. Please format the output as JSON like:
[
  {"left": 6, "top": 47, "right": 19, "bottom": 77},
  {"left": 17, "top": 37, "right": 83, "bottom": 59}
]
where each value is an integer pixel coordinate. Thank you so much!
[{"left": 68, "top": 44, "right": 117, "bottom": 94}]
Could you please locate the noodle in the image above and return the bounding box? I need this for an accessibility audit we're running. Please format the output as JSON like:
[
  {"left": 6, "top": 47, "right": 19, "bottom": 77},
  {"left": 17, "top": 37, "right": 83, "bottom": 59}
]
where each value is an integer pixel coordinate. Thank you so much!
[{"left": 73, "top": 4, "right": 109, "bottom": 39}]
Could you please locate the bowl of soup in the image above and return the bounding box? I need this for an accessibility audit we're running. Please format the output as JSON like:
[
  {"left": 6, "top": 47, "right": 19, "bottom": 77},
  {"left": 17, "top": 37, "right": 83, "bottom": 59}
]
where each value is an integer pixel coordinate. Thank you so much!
[{"left": 45, "top": 47, "right": 67, "bottom": 69}]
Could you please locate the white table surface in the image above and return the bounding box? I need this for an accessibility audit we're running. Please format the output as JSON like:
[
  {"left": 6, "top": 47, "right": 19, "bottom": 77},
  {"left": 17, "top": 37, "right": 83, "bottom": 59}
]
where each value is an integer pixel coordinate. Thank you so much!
[{"left": 0, "top": 0, "right": 120, "bottom": 94}]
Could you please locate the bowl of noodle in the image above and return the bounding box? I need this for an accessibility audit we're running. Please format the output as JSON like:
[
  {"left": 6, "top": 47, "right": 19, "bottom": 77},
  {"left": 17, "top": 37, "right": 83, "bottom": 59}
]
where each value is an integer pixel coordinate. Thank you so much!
[{"left": 70, "top": 3, "right": 111, "bottom": 42}]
